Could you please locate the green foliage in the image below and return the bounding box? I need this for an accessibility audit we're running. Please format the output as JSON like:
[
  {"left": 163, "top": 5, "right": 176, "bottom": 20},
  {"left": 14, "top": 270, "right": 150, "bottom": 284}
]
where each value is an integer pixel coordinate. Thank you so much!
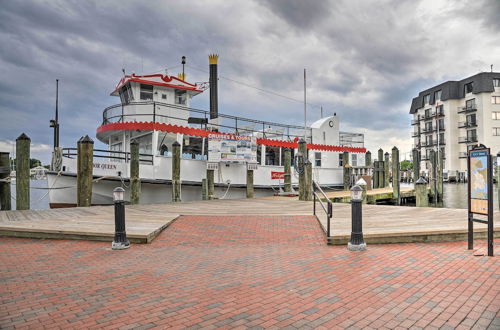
[
  {"left": 9, "top": 158, "right": 43, "bottom": 168},
  {"left": 400, "top": 160, "right": 413, "bottom": 171}
]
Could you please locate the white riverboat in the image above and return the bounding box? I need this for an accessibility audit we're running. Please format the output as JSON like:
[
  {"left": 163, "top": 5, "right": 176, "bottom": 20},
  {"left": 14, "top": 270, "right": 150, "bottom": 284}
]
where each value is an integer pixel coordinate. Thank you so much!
[{"left": 47, "top": 55, "right": 367, "bottom": 208}]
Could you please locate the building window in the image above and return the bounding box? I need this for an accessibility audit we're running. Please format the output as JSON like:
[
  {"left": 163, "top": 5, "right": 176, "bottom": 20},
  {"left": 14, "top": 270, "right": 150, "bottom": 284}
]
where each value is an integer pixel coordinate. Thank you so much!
[
  {"left": 437, "top": 119, "right": 444, "bottom": 130},
  {"left": 425, "top": 121, "right": 433, "bottom": 132},
  {"left": 464, "top": 82, "right": 473, "bottom": 94},
  {"left": 140, "top": 84, "right": 153, "bottom": 100},
  {"left": 467, "top": 129, "right": 477, "bottom": 142},
  {"left": 315, "top": 152, "right": 322, "bottom": 167},
  {"left": 493, "top": 128, "right": 500, "bottom": 136},
  {"left": 423, "top": 94, "right": 430, "bottom": 105},
  {"left": 434, "top": 90, "right": 442, "bottom": 101},
  {"left": 493, "top": 112, "right": 500, "bottom": 120},
  {"left": 438, "top": 133, "right": 444, "bottom": 144},
  {"left": 494, "top": 79, "right": 500, "bottom": 87},
  {"left": 436, "top": 104, "right": 444, "bottom": 115},
  {"left": 467, "top": 114, "right": 477, "bottom": 125},
  {"left": 425, "top": 108, "right": 431, "bottom": 118},
  {"left": 465, "top": 98, "right": 476, "bottom": 109},
  {"left": 492, "top": 96, "right": 500, "bottom": 104},
  {"left": 175, "top": 90, "right": 187, "bottom": 105}
]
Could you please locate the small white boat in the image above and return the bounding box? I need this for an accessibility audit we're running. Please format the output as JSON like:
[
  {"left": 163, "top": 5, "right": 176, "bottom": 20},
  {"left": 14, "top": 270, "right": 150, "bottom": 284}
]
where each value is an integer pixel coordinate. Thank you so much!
[{"left": 47, "top": 55, "right": 367, "bottom": 208}]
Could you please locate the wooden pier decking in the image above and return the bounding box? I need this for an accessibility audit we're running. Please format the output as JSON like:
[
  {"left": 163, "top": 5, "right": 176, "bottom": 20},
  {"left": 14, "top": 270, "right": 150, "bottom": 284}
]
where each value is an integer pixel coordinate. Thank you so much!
[{"left": 0, "top": 198, "right": 498, "bottom": 244}]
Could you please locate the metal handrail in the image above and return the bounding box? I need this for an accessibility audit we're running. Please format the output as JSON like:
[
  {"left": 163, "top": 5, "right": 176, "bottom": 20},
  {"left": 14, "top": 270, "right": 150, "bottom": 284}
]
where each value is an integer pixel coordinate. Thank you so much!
[
  {"left": 62, "top": 148, "right": 154, "bottom": 164},
  {"left": 312, "top": 181, "right": 333, "bottom": 238}
]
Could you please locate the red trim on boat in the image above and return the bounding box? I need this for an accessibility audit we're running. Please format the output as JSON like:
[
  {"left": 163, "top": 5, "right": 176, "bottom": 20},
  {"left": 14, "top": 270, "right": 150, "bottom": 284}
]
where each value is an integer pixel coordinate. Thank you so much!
[
  {"left": 112, "top": 74, "right": 202, "bottom": 95},
  {"left": 96, "top": 121, "right": 366, "bottom": 153}
]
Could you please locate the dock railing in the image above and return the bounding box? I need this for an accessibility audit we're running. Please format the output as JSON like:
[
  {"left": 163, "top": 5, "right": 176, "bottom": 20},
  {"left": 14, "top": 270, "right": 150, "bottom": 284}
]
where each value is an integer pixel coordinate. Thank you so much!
[
  {"left": 62, "top": 148, "right": 154, "bottom": 164},
  {"left": 312, "top": 181, "right": 333, "bottom": 238}
]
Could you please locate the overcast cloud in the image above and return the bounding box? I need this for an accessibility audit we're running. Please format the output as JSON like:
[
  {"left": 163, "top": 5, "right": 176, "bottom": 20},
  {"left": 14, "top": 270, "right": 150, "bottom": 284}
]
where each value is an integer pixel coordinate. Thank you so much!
[{"left": 1, "top": 0, "right": 499, "bottom": 163}]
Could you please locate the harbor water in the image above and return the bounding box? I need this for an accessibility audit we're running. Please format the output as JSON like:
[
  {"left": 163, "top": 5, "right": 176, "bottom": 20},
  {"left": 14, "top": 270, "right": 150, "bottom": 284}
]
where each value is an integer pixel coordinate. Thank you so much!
[{"left": 3, "top": 180, "right": 500, "bottom": 211}]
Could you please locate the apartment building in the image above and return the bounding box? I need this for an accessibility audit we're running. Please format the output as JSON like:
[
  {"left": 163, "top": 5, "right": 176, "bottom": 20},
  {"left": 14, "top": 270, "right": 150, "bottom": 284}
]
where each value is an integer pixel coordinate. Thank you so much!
[{"left": 410, "top": 72, "right": 500, "bottom": 181}]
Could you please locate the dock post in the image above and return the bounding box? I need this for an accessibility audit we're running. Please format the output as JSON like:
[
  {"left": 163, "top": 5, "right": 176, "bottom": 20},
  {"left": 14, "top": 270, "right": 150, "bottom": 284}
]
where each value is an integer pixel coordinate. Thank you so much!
[
  {"left": 130, "top": 139, "right": 140, "bottom": 205},
  {"left": 384, "top": 152, "right": 390, "bottom": 188},
  {"left": 304, "top": 160, "right": 313, "bottom": 201},
  {"left": 429, "top": 149, "right": 436, "bottom": 201},
  {"left": 412, "top": 148, "right": 420, "bottom": 183},
  {"left": 16, "top": 133, "right": 30, "bottom": 210},
  {"left": 392, "top": 146, "right": 400, "bottom": 205},
  {"left": 378, "top": 160, "right": 384, "bottom": 189},
  {"left": 246, "top": 167, "right": 254, "bottom": 198},
  {"left": 365, "top": 151, "right": 372, "bottom": 167},
  {"left": 298, "top": 139, "right": 307, "bottom": 201},
  {"left": 415, "top": 177, "right": 428, "bottom": 207},
  {"left": 437, "top": 150, "right": 443, "bottom": 202},
  {"left": 207, "top": 169, "right": 215, "bottom": 200},
  {"left": 284, "top": 148, "right": 292, "bottom": 193},
  {"left": 343, "top": 151, "right": 350, "bottom": 190},
  {"left": 77, "top": 135, "right": 94, "bottom": 207},
  {"left": 201, "top": 178, "right": 208, "bottom": 200},
  {"left": 0, "top": 152, "right": 11, "bottom": 210},
  {"left": 372, "top": 161, "right": 378, "bottom": 189},
  {"left": 171, "top": 141, "right": 181, "bottom": 202}
]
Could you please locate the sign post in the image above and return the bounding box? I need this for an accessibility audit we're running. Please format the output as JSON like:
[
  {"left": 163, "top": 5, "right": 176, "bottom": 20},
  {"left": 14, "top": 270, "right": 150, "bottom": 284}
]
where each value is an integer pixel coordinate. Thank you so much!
[{"left": 467, "top": 145, "right": 494, "bottom": 256}]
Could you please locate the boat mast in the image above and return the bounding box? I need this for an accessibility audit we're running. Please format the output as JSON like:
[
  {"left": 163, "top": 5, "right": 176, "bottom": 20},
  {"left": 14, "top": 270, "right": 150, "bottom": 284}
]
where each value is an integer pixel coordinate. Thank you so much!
[
  {"left": 304, "top": 68, "right": 307, "bottom": 140},
  {"left": 50, "top": 79, "right": 60, "bottom": 149}
]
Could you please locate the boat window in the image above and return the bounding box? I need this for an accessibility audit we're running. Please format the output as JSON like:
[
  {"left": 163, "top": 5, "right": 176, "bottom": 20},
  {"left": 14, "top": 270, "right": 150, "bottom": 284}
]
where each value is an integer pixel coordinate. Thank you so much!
[
  {"left": 162, "top": 93, "right": 167, "bottom": 100},
  {"left": 133, "top": 133, "right": 153, "bottom": 155},
  {"left": 182, "top": 136, "right": 205, "bottom": 159},
  {"left": 157, "top": 132, "right": 177, "bottom": 156},
  {"left": 351, "top": 154, "right": 357, "bottom": 167},
  {"left": 265, "top": 146, "right": 280, "bottom": 166},
  {"left": 121, "top": 86, "right": 129, "bottom": 104},
  {"left": 315, "top": 152, "right": 321, "bottom": 167},
  {"left": 140, "top": 84, "right": 153, "bottom": 100},
  {"left": 175, "top": 90, "right": 187, "bottom": 105},
  {"left": 257, "top": 145, "right": 262, "bottom": 164},
  {"left": 110, "top": 143, "right": 123, "bottom": 162}
]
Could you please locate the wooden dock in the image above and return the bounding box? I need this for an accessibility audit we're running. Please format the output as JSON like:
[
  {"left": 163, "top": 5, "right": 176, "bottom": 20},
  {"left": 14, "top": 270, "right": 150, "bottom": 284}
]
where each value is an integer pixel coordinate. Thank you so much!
[{"left": 0, "top": 198, "right": 498, "bottom": 245}]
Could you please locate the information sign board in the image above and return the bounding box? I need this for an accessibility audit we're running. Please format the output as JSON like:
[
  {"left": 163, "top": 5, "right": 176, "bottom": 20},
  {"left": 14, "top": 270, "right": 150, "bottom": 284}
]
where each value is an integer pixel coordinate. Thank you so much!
[
  {"left": 208, "top": 133, "right": 257, "bottom": 163},
  {"left": 469, "top": 149, "right": 489, "bottom": 215}
]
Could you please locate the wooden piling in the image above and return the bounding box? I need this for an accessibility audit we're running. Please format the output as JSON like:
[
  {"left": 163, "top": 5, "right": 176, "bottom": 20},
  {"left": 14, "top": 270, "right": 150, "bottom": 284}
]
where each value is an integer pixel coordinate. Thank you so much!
[
  {"left": 16, "top": 133, "right": 30, "bottom": 210},
  {"left": 412, "top": 148, "right": 420, "bottom": 183},
  {"left": 201, "top": 178, "right": 208, "bottom": 200},
  {"left": 171, "top": 141, "right": 181, "bottom": 202},
  {"left": 77, "top": 135, "right": 94, "bottom": 207},
  {"left": 129, "top": 139, "right": 140, "bottom": 205},
  {"left": 343, "top": 151, "right": 350, "bottom": 190},
  {"left": 298, "top": 139, "right": 307, "bottom": 201},
  {"left": 0, "top": 152, "right": 12, "bottom": 210},
  {"left": 429, "top": 149, "right": 436, "bottom": 200},
  {"left": 304, "top": 160, "right": 313, "bottom": 201},
  {"left": 378, "top": 160, "right": 384, "bottom": 189},
  {"left": 284, "top": 148, "right": 292, "bottom": 193},
  {"left": 392, "top": 146, "right": 400, "bottom": 205},
  {"left": 437, "top": 150, "right": 443, "bottom": 202},
  {"left": 384, "top": 152, "right": 390, "bottom": 188},
  {"left": 415, "top": 177, "right": 428, "bottom": 207},
  {"left": 365, "top": 151, "right": 372, "bottom": 166},
  {"left": 373, "top": 161, "right": 379, "bottom": 189},
  {"left": 207, "top": 169, "right": 215, "bottom": 200},
  {"left": 497, "top": 155, "right": 500, "bottom": 210},
  {"left": 246, "top": 169, "right": 254, "bottom": 198}
]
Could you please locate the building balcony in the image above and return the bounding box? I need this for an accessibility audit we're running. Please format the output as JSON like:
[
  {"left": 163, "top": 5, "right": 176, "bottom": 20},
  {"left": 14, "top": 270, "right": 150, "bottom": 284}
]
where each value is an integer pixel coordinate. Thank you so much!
[
  {"left": 458, "top": 121, "right": 477, "bottom": 129},
  {"left": 411, "top": 119, "right": 419, "bottom": 125},
  {"left": 411, "top": 131, "right": 420, "bottom": 138},
  {"left": 459, "top": 152, "right": 468, "bottom": 158},
  {"left": 458, "top": 136, "right": 478, "bottom": 144},
  {"left": 429, "top": 139, "right": 446, "bottom": 146},
  {"left": 457, "top": 104, "right": 477, "bottom": 114}
]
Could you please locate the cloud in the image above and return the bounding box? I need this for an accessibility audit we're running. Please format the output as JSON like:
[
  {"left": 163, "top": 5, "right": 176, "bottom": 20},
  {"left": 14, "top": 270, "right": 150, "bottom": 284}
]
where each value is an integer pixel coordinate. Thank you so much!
[
  {"left": 0, "top": 0, "right": 499, "bottom": 164},
  {"left": 0, "top": 140, "right": 53, "bottom": 165}
]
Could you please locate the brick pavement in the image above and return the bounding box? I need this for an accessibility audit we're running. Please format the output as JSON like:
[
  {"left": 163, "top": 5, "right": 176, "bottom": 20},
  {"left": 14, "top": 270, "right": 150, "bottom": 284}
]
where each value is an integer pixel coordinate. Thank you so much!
[{"left": 0, "top": 215, "right": 499, "bottom": 329}]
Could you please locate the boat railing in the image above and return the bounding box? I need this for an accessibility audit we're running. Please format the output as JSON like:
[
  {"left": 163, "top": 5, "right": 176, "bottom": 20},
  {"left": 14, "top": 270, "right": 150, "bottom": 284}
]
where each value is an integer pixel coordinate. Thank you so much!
[
  {"left": 101, "top": 101, "right": 312, "bottom": 142},
  {"left": 62, "top": 148, "right": 154, "bottom": 164},
  {"left": 312, "top": 180, "right": 333, "bottom": 239}
]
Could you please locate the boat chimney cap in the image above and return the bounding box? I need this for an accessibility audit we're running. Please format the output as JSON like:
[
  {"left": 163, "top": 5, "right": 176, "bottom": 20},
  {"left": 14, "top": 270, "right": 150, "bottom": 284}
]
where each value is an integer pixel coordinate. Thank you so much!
[{"left": 209, "top": 54, "right": 219, "bottom": 65}]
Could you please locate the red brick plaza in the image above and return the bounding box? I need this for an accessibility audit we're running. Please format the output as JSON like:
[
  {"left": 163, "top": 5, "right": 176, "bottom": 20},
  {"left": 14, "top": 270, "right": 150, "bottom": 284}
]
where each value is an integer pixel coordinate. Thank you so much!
[{"left": 1, "top": 215, "right": 499, "bottom": 329}]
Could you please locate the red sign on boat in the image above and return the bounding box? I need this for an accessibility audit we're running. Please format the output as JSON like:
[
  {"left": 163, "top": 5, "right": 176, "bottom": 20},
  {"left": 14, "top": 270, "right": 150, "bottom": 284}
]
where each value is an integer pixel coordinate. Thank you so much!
[{"left": 271, "top": 171, "right": 285, "bottom": 180}]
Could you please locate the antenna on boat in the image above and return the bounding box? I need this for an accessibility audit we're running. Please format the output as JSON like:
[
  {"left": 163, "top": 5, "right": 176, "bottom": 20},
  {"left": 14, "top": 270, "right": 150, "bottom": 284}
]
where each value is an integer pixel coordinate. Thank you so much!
[
  {"left": 320, "top": 106, "right": 323, "bottom": 119},
  {"left": 49, "top": 79, "right": 60, "bottom": 149},
  {"left": 122, "top": 68, "right": 126, "bottom": 76},
  {"left": 304, "top": 68, "right": 307, "bottom": 139}
]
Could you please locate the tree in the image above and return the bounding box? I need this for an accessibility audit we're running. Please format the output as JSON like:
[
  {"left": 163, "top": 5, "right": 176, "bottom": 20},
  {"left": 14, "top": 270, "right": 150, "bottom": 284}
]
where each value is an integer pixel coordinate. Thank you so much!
[{"left": 400, "top": 160, "right": 413, "bottom": 171}]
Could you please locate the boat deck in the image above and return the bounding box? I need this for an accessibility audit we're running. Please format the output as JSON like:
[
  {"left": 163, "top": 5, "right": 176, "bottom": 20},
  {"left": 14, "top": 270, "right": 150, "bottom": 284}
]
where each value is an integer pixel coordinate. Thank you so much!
[{"left": 0, "top": 198, "right": 498, "bottom": 244}]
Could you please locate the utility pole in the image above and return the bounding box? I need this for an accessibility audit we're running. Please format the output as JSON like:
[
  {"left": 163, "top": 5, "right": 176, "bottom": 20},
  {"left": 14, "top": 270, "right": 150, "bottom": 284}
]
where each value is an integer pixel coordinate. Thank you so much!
[{"left": 49, "top": 79, "right": 60, "bottom": 149}]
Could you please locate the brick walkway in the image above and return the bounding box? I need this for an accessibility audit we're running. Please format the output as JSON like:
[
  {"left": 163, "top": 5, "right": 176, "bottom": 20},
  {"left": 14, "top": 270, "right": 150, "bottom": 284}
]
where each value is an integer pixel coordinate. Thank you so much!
[{"left": 1, "top": 215, "right": 499, "bottom": 329}]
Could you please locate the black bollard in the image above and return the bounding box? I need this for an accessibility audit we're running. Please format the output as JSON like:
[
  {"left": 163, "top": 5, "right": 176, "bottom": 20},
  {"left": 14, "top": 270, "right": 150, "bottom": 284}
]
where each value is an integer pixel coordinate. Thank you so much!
[
  {"left": 348, "top": 185, "right": 366, "bottom": 251},
  {"left": 112, "top": 187, "right": 130, "bottom": 250}
]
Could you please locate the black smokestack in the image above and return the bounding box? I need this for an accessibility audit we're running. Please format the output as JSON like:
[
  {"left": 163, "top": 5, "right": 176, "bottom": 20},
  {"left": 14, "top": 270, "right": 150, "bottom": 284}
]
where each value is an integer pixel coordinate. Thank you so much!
[{"left": 209, "top": 54, "right": 219, "bottom": 119}]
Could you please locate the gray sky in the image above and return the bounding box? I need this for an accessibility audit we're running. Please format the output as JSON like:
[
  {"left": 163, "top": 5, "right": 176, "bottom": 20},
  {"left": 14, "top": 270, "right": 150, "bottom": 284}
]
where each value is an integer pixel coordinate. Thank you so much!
[{"left": 1, "top": 0, "right": 499, "bottom": 163}]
